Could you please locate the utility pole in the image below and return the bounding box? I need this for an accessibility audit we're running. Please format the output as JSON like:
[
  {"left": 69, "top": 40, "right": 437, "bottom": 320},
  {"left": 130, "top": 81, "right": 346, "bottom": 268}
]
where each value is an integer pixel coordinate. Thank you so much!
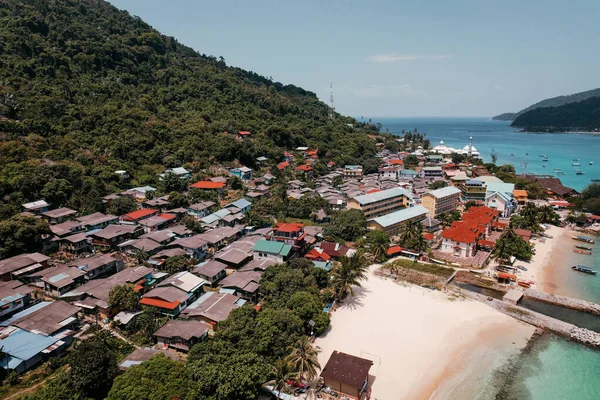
[{"left": 328, "top": 83, "right": 334, "bottom": 119}]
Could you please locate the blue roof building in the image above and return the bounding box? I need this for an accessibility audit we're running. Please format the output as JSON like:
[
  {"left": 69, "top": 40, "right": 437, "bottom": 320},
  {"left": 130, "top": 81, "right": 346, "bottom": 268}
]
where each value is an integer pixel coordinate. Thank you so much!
[{"left": 0, "top": 328, "right": 59, "bottom": 373}]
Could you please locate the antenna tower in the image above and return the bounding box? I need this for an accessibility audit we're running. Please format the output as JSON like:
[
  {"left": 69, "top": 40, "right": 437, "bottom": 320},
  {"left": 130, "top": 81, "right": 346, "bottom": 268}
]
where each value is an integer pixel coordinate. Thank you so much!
[{"left": 328, "top": 83, "right": 334, "bottom": 119}]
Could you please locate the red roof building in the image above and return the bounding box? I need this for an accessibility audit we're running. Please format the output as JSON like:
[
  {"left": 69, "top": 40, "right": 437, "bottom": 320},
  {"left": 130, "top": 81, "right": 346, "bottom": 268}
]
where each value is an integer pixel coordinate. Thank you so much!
[
  {"left": 190, "top": 181, "right": 226, "bottom": 190},
  {"left": 386, "top": 245, "right": 403, "bottom": 256},
  {"left": 120, "top": 208, "right": 158, "bottom": 223},
  {"left": 296, "top": 164, "right": 313, "bottom": 172},
  {"left": 271, "top": 223, "right": 305, "bottom": 246},
  {"left": 390, "top": 159, "right": 403, "bottom": 166},
  {"left": 305, "top": 249, "right": 331, "bottom": 262},
  {"left": 238, "top": 131, "right": 251, "bottom": 136}
]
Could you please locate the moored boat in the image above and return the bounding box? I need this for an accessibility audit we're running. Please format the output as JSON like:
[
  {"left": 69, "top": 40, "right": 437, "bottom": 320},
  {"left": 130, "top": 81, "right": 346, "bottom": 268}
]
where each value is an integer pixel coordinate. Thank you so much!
[
  {"left": 573, "top": 249, "right": 592, "bottom": 255},
  {"left": 572, "top": 236, "right": 595, "bottom": 244},
  {"left": 572, "top": 162, "right": 581, "bottom": 166},
  {"left": 576, "top": 170, "right": 585, "bottom": 175},
  {"left": 575, "top": 245, "right": 593, "bottom": 251},
  {"left": 572, "top": 265, "right": 597, "bottom": 275}
]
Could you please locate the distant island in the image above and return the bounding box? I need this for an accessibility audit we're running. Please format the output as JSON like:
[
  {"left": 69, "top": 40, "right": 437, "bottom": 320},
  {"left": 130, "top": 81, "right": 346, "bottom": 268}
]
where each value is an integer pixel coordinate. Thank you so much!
[
  {"left": 510, "top": 96, "right": 600, "bottom": 132},
  {"left": 492, "top": 87, "right": 600, "bottom": 121}
]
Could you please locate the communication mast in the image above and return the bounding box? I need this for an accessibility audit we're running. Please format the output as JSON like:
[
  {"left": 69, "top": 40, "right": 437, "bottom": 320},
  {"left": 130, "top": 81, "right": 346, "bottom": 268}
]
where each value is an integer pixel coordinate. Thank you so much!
[{"left": 328, "top": 83, "right": 334, "bottom": 119}]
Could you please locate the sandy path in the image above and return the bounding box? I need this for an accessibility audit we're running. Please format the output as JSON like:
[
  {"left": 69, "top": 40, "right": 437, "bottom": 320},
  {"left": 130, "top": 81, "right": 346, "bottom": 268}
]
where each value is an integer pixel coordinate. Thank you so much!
[
  {"left": 315, "top": 265, "right": 535, "bottom": 399},
  {"left": 519, "top": 225, "right": 563, "bottom": 287}
]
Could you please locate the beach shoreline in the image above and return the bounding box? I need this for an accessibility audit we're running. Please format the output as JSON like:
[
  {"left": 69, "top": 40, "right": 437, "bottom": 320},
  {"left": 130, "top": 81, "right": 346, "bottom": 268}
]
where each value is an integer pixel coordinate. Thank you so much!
[
  {"left": 315, "top": 265, "right": 535, "bottom": 399},
  {"left": 519, "top": 225, "right": 563, "bottom": 289}
]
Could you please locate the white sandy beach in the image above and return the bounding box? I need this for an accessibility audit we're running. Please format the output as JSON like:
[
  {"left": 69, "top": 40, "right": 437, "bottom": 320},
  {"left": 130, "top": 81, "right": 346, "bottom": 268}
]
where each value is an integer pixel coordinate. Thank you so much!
[
  {"left": 520, "top": 225, "right": 563, "bottom": 287},
  {"left": 315, "top": 265, "right": 535, "bottom": 400}
]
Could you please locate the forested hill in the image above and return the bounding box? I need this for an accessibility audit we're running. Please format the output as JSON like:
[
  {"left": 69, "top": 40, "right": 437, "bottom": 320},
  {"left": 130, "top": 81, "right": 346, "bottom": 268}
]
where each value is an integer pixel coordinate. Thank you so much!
[
  {"left": 492, "top": 87, "right": 600, "bottom": 121},
  {"left": 511, "top": 96, "right": 600, "bottom": 131},
  {"left": 0, "top": 0, "right": 377, "bottom": 212}
]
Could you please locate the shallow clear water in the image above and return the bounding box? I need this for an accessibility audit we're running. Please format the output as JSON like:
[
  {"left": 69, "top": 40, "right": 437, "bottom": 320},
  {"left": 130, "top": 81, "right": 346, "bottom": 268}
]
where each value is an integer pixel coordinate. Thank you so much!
[
  {"left": 505, "top": 335, "right": 600, "bottom": 400},
  {"left": 375, "top": 117, "right": 600, "bottom": 192}
]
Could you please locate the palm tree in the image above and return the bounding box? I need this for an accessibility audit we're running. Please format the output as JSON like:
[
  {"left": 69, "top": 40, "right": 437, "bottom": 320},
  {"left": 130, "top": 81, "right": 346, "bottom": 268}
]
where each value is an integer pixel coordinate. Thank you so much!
[
  {"left": 269, "top": 358, "right": 296, "bottom": 398},
  {"left": 330, "top": 253, "right": 369, "bottom": 301},
  {"left": 286, "top": 337, "right": 321, "bottom": 383},
  {"left": 536, "top": 205, "right": 559, "bottom": 225},
  {"left": 491, "top": 226, "right": 516, "bottom": 263},
  {"left": 133, "top": 247, "right": 149, "bottom": 265},
  {"left": 400, "top": 220, "right": 427, "bottom": 251}
]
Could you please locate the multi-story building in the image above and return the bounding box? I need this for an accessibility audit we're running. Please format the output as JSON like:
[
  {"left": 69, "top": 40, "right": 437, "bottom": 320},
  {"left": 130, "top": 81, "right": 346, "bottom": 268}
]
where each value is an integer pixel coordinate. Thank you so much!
[
  {"left": 420, "top": 166, "right": 443, "bottom": 178},
  {"left": 367, "top": 205, "right": 428, "bottom": 236},
  {"left": 347, "top": 188, "right": 412, "bottom": 219},
  {"left": 461, "top": 179, "right": 487, "bottom": 201},
  {"left": 343, "top": 165, "right": 363, "bottom": 179},
  {"left": 421, "top": 186, "right": 462, "bottom": 218}
]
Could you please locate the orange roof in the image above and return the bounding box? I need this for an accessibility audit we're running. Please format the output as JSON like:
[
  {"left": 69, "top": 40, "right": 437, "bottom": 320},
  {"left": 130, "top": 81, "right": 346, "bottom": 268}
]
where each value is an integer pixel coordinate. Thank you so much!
[
  {"left": 442, "top": 224, "right": 480, "bottom": 244},
  {"left": 492, "top": 221, "right": 507, "bottom": 228},
  {"left": 238, "top": 131, "right": 251, "bottom": 135},
  {"left": 307, "top": 150, "right": 318, "bottom": 156},
  {"left": 478, "top": 239, "right": 495, "bottom": 247},
  {"left": 366, "top": 189, "right": 382, "bottom": 194},
  {"left": 190, "top": 181, "right": 226, "bottom": 189},
  {"left": 423, "top": 233, "right": 434, "bottom": 241},
  {"left": 387, "top": 245, "right": 403, "bottom": 256},
  {"left": 296, "top": 164, "right": 313, "bottom": 171},
  {"left": 305, "top": 249, "right": 331, "bottom": 261},
  {"left": 139, "top": 297, "right": 180, "bottom": 310},
  {"left": 462, "top": 206, "right": 499, "bottom": 225},
  {"left": 274, "top": 222, "right": 304, "bottom": 233},
  {"left": 390, "top": 159, "right": 403, "bottom": 165},
  {"left": 158, "top": 213, "right": 176, "bottom": 221},
  {"left": 121, "top": 208, "right": 157, "bottom": 221},
  {"left": 284, "top": 151, "right": 293, "bottom": 157},
  {"left": 327, "top": 161, "right": 335, "bottom": 166},
  {"left": 513, "top": 189, "right": 528, "bottom": 197}
]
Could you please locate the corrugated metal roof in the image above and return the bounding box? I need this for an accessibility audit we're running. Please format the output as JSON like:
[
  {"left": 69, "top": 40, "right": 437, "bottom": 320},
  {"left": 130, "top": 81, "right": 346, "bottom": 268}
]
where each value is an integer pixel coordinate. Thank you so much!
[
  {"left": 426, "top": 186, "right": 462, "bottom": 199},
  {"left": 352, "top": 187, "right": 410, "bottom": 206},
  {"left": 0, "top": 328, "right": 58, "bottom": 368},
  {"left": 369, "top": 205, "right": 428, "bottom": 228}
]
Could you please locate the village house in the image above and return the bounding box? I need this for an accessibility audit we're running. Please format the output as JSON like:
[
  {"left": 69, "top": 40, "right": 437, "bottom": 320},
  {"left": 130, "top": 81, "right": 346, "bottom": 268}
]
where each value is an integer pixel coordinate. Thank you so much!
[
  {"left": 66, "top": 254, "right": 124, "bottom": 280},
  {"left": 237, "top": 130, "right": 251, "bottom": 139},
  {"left": 253, "top": 240, "right": 293, "bottom": 263},
  {"left": 189, "top": 181, "right": 226, "bottom": 192},
  {"left": 21, "top": 200, "right": 49, "bottom": 214},
  {"left": 180, "top": 292, "right": 244, "bottom": 332},
  {"left": 513, "top": 189, "right": 528, "bottom": 204},
  {"left": 0, "top": 281, "right": 34, "bottom": 319},
  {"left": 119, "top": 208, "right": 159, "bottom": 225},
  {"left": 120, "top": 186, "right": 157, "bottom": 201},
  {"left": 119, "top": 237, "right": 164, "bottom": 257},
  {"left": 153, "top": 320, "right": 209, "bottom": 352},
  {"left": 367, "top": 205, "right": 429, "bottom": 236},
  {"left": 137, "top": 214, "right": 177, "bottom": 233},
  {"left": 187, "top": 201, "right": 216, "bottom": 218},
  {"left": 25, "top": 265, "right": 85, "bottom": 297},
  {"left": 229, "top": 166, "right": 253, "bottom": 181},
  {"left": 167, "top": 235, "right": 208, "bottom": 260},
  {"left": 192, "top": 260, "right": 228, "bottom": 286},
  {"left": 320, "top": 351, "right": 373, "bottom": 399},
  {"left": 219, "top": 270, "right": 262, "bottom": 302},
  {"left": 522, "top": 175, "right": 578, "bottom": 198},
  {"left": 75, "top": 212, "right": 118, "bottom": 231},
  {"left": 118, "top": 348, "right": 180, "bottom": 371},
  {"left": 90, "top": 224, "right": 144, "bottom": 249},
  {"left": 213, "top": 235, "right": 262, "bottom": 269},
  {"left": 59, "top": 232, "right": 92, "bottom": 254},
  {"left": 140, "top": 272, "right": 205, "bottom": 316},
  {"left": 378, "top": 166, "right": 402, "bottom": 181},
  {"left": 0, "top": 253, "right": 50, "bottom": 282},
  {"left": 141, "top": 197, "right": 171, "bottom": 212},
  {"left": 62, "top": 266, "right": 155, "bottom": 319},
  {"left": 440, "top": 222, "right": 482, "bottom": 258},
  {"left": 41, "top": 207, "right": 78, "bottom": 224},
  {"left": 269, "top": 222, "right": 305, "bottom": 246},
  {"left": 347, "top": 187, "right": 412, "bottom": 219},
  {"left": 421, "top": 186, "right": 462, "bottom": 218},
  {"left": 159, "top": 167, "right": 191, "bottom": 180},
  {"left": 421, "top": 166, "right": 443, "bottom": 178}
]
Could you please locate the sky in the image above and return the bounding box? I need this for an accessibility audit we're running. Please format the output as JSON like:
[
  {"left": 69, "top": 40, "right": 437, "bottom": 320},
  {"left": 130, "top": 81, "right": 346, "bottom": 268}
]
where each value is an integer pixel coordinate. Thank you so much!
[{"left": 111, "top": 0, "right": 600, "bottom": 117}]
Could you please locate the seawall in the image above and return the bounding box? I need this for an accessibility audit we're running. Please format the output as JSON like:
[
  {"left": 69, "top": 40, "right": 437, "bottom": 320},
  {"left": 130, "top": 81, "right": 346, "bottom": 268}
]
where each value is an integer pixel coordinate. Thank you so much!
[{"left": 524, "top": 288, "right": 600, "bottom": 316}]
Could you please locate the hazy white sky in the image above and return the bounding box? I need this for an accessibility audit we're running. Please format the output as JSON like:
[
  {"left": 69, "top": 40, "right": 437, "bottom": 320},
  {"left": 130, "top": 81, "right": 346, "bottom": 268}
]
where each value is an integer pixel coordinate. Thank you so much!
[{"left": 112, "top": 0, "right": 600, "bottom": 117}]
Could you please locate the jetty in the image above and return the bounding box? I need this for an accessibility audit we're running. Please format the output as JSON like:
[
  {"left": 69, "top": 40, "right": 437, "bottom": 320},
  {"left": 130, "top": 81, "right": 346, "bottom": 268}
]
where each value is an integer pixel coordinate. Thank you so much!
[{"left": 454, "top": 287, "right": 600, "bottom": 349}]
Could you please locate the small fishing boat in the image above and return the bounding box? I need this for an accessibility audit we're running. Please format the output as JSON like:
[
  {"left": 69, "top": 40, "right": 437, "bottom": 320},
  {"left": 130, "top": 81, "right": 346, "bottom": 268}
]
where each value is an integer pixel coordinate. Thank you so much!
[
  {"left": 572, "top": 236, "right": 595, "bottom": 244},
  {"left": 543, "top": 165, "right": 547, "bottom": 168},
  {"left": 575, "top": 245, "right": 593, "bottom": 251},
  {"left": 576, "top": 170, "right": 585, "bottom": 175},
  {"left": 516, "top": 265, "right": 528, "bottom": 271},
  {"left": 542, "top": 159, "right": 549, "bottom": 162},
  {"left": 573, "top": 158, "right": 580, "bottom": 161},
  {"left": 557, "top": 171, "right": 566, "bottom": 175},
  {"left": 572, "top": 162, "right": 581, "bottom": 166},
  {"left": 573, "top": 249, "right": 592, "bottom": 255},
  {"left": 511, "top": 153, "right": 515, "bottom": 156},
  {"left": 525, "top": 153, "right": 529, "bottom": 155},
  {"left": 553, "top": 168, "right": 562, "bottom": 172},
  {"left": 593, "top": 179, "right": 600, "bottom": 182},
  {"left": 590, "top": 161, "right": 594, "bottom": 165},
  {"left": 518, "top": 281, "right": 531, "bottom": 288},
  {"left": 572, "top": 265, "right": 597, "bottom": 275}
]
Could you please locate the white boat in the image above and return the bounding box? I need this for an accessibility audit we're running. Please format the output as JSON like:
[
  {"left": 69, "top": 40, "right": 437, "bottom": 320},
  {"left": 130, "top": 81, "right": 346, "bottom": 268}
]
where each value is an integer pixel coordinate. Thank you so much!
[
  {"left": 576, "top": 170, "right": 585, "bottom": 175},
  {"left": 553, "top": 168, "right": 563, "bottom": 172},
  {"left": 573, "top": 162, "right": 581, "bottom": 166},
  {"left": 590, "top": 161, "right": 594, "bottom": 165}
]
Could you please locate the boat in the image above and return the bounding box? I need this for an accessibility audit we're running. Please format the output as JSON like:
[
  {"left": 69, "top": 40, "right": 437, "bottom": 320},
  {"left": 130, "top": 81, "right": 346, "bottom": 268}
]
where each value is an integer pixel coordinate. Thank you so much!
[
  {"left": 542, "top": 159, "right": 549, "bottom": 162},
  {"left": 516, "top": 265, "right": 528, "bottom": 271},
  {"left": 572, "top": 265, "right": 597, "bottom": 275},
  {"left": 525, "top": 153, "right": 529, "bottom": 155},
  {"left": 593, "top": 179, "right": 600, "bottom": 182},
  {"left": 553, "top": 168, "right": 563, "bottom": 172},
  {"left": 573, "top": 249, "right": 592, "bottom": 255},
  {"left": 511, "top": 153, "right": 515, "bottom": 156},
  {"left": 572, "top": 236, "right": 595, "bottom": 244},
  {"left": 557, "top": 171, "right": 566, "bottom": 175},
  {"left": 575, "top": 245, "right": 593, "bottom": 251},
  {"left": 539, "top": 154, "right": 547, "bottom": 157},
  {"left": 590, "top": 161, "right": 594, "bottom": 165},
  {"left": 543, "top": 165, "right": 547, "bottom": 168},
  {"left": 572, "top": 162, "right": 581, "bottom": 166},
  {"left": 573, "top": 158, "right": 580, "bottom": 161},
  {"left": 576, "top": 170, "right": 585, "bottom": 175},
  {"left": 518, "top": 281, "right": 531, "bottom": 288}
]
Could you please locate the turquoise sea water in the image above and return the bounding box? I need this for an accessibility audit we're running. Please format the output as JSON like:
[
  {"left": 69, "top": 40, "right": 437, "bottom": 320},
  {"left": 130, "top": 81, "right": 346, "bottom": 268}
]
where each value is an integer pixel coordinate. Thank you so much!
[
  {"left": 505, "top": 334, "right": 600, "bottom": 400},
  {"left": 375, "top": 117, "right": 600, "bottom": 192},
  {"left": 376, "top": 117, "right": 600, "bottom": 398}
]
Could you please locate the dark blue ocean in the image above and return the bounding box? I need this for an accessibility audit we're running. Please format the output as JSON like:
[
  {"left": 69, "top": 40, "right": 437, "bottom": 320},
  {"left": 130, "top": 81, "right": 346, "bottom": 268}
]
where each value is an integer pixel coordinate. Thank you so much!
[{"left": 374, "top": 117, "right": 600, "bottom": 192}]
